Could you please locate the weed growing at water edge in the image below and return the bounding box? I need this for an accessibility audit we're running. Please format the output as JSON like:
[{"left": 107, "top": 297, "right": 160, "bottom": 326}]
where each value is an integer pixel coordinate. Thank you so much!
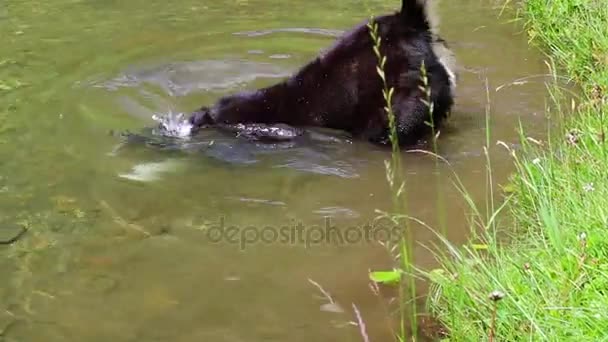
[
  {"left": 426, "top": 0, "right": 608, "bottom": 339},
  {"left": 365, "top": 15, "right": 415, "bottom": 341},
  {"left": 365, "top": 15, "right": 449, "bottom": 341}
]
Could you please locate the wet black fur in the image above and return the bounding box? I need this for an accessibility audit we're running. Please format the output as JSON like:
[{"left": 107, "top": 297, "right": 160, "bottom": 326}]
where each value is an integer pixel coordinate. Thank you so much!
[{"left": 188, "top": 0, "right": 455, "bottom": 147}]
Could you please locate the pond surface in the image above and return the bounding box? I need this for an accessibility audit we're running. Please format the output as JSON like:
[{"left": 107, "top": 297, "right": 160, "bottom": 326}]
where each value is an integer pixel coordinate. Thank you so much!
[{"left": 0, "top": 0, "right": 551, "bottom": 340}]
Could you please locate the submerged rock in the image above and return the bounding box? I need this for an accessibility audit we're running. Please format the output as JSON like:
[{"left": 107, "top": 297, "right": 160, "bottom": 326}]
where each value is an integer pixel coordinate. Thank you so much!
[
  {"left": 118, "top": 159, "right": 183, "bottom": 182},
  {"left": 0, "top": 309, "right": 16, "bottom": 335},
  {"left": 0, "top": 224, "right": 27, "bottom": 245}
]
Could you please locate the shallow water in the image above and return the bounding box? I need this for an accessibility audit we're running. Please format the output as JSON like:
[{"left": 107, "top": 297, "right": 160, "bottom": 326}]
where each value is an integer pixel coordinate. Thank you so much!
[{"left": 0, "top": 0, "right": 552, "bottom": 340}]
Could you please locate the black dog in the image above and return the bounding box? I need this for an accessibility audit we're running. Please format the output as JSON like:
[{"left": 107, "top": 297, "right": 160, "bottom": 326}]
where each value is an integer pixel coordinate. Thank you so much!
[{"left": 187, "top": 0, "right": 457, "bottom": 147}]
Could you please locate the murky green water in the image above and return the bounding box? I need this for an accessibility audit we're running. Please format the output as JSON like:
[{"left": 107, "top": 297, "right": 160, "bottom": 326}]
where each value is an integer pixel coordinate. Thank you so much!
[{"left": 1, "top": 0, "right": 552, "bottom": 340}]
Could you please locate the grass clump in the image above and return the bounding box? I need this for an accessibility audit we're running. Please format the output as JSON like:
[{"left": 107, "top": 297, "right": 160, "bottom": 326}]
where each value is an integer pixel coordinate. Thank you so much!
[
  {"left": 365, "top": 15, "right": 446, "bottom": 341},
  {"left": 426, "top": 0, "right": 608, "bottom": 340}
]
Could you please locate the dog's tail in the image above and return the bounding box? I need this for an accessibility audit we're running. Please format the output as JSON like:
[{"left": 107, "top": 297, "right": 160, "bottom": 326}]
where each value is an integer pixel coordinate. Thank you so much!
[{"left": 400, "top": 0, "right": 441, "bottom": 34}]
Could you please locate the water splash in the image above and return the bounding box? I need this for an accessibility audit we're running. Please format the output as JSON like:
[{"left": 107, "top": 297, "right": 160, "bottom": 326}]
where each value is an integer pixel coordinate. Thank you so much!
[{"left": 152, "top": 111, "right": 193, "bottom": 138}]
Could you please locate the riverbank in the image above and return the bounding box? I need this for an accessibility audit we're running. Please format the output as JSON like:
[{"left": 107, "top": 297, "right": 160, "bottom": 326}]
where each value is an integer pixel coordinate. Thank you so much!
[{"left": 426, "top": 0, "right": 608, "bottom": 339}]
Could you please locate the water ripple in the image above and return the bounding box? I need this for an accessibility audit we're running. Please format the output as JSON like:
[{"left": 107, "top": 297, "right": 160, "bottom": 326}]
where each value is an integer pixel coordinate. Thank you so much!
[
  {"left": 233, "top": 27, "right": 343, "bottom": 38},
  {"left": 313, "top": 206, "right": 360, "bottom": 219},
  {"left": 116, "top": 128, "right": 363, "bottom": 179},
  {"left": 226, "top": 197, "right": 286, "bottom": 206},
  {"left": 90, "top": 60, "right": 292, "bottom": 97}
]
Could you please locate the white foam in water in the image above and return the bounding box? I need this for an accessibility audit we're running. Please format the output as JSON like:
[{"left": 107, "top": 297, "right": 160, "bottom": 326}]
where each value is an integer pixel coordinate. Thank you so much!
[
  {"left": 152, "top": 111, "right": 193, "bottom": 138},
  {"left": 118, "top": 159, "right": 182, "bottom": 182}
]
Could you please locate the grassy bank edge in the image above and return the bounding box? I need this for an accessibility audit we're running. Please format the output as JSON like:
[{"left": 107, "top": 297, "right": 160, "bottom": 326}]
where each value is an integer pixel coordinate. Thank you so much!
[{"left": 423, "top": 0, "right": 608, "bottom": 340}]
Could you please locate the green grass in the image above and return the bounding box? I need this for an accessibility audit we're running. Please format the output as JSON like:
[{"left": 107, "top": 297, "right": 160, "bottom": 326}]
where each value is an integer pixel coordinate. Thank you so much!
[
  {"left": 424, "top": 0, "right": 608, "bottom": 340},
  {"left": 366, "top": 16, "right": 418, "bottom": 340},
  {"left": 365, "top": 15, "right": 446, "bottom": 341}
]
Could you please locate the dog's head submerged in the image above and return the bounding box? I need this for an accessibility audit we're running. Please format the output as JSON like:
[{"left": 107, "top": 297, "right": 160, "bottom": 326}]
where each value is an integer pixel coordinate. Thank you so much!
[{"left": 188, "top": 106, "right": 214, "bottom": 131}]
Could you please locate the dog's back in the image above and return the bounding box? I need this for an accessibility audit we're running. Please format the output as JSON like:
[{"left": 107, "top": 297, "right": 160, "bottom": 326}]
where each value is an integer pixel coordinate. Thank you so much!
[{"left": 188, "top": 0, "right": 457, "bottom": 147}]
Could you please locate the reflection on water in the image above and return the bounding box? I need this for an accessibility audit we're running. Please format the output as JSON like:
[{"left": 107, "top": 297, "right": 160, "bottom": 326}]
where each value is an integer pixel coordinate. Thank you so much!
[{"left": 0, "top": 0, "right": 553, "bottom": 341}]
